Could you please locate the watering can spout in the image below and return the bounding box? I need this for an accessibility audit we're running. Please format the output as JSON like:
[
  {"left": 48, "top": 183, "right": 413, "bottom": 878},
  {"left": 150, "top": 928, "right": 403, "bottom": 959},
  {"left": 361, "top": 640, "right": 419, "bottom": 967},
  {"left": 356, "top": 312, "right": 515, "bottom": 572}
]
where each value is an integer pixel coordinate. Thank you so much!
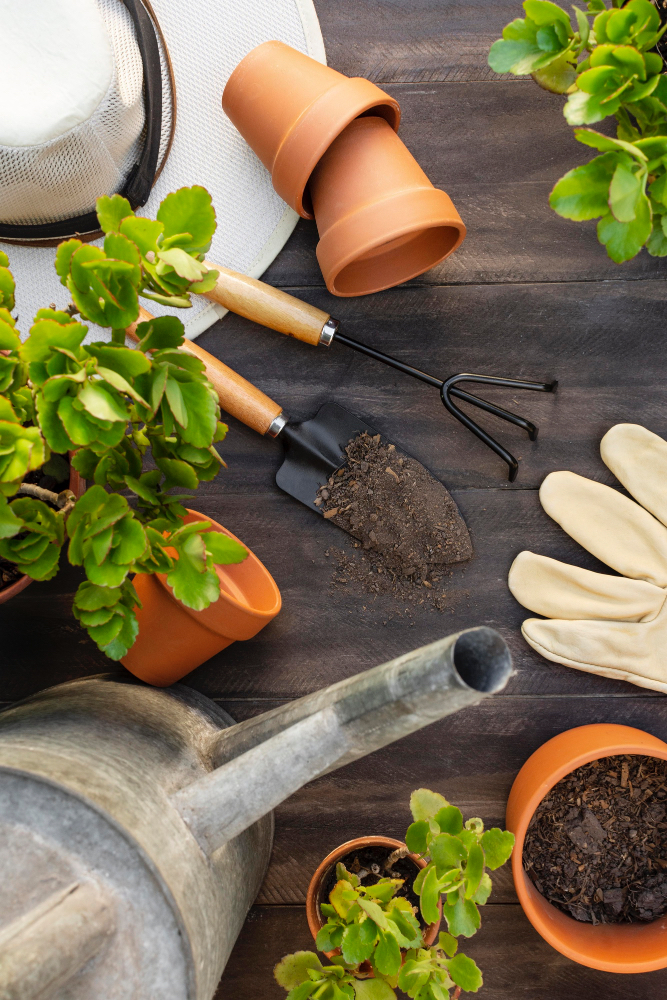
[{"left": 172, "top": 626, "right": 512, "bottom": 857}]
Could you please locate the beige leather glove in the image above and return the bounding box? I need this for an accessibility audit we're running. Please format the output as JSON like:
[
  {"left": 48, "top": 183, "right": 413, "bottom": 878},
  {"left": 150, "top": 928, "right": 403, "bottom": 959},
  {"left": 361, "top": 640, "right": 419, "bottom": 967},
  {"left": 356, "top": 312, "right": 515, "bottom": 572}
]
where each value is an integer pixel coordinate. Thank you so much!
[{"left": 508, "top": 424, "right": 667, "bottom": 692}]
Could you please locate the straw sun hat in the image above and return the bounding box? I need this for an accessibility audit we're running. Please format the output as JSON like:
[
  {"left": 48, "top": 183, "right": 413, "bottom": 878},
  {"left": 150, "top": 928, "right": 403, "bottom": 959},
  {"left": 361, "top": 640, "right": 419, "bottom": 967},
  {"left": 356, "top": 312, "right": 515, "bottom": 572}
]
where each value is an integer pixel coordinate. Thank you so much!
[{"left": 0, "top": 0, "right": 324, "bottom": 340}]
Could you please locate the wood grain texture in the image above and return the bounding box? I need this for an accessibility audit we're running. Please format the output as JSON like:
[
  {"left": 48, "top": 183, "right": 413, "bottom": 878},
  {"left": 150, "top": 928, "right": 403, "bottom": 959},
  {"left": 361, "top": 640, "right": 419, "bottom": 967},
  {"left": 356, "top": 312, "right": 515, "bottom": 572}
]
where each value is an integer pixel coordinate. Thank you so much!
[
  {"left": 204, "top": 265, "right": 330, "bottom": 346},
  {"left": 216, "top": 905, "right": 667, "bottom": 999},
  {"left": 263, "top": 82, "right": 667, "bottom": 287}
]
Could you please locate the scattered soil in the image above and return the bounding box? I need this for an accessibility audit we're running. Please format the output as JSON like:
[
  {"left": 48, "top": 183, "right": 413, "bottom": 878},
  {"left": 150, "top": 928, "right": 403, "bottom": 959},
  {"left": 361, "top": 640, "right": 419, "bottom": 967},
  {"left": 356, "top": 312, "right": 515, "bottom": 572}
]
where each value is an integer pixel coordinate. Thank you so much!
[
  {"left": 316, "top": 433, "right": 472, "bottom": 608},
  {"left": 320, "top": 845, "right": 428, "bottom": 930},
  {"left": 0, "top": 453, "right": 70, "bottom": 594},
  {"left": 524, "top": 754, "right": 667, "bottom": 924}
]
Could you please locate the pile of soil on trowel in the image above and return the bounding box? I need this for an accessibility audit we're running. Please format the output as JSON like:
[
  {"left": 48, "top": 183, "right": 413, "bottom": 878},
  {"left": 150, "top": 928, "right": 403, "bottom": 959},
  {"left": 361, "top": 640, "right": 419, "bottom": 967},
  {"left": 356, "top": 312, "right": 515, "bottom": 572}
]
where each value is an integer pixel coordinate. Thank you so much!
[{"left": 315, "top": 432, "right": 472, "bottom": 607}]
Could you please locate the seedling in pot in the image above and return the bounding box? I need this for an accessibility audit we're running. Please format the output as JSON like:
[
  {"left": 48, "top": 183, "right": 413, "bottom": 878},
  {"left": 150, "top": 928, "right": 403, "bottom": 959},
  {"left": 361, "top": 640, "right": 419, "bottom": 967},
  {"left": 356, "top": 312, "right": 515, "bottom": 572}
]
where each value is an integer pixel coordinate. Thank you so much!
[
  {"left": 489, "top": 0, "right": 667, "bottom": 262},
  {"left": 0, "top": 186, "right": 248, "bottom": 658},
  {"left": 275, "top": 789, "right": 514, "bottom": 999}
]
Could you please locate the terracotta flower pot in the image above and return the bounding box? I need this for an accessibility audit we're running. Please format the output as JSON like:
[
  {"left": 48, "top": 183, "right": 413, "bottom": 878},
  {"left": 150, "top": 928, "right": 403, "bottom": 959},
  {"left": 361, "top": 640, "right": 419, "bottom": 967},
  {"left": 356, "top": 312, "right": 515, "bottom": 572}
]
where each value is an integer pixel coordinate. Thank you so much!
[
  {"left": 306, "top": 836, "right": 442, "bottom": 954},
  {"left": 0, "top": 457, "right": 85, "bottom": 606},
  {"left": 222, "top": 40, "right": 400, "bottom": 218},
  {"left": 506, "top": 723, "right": 667, "bottom": 973},
  {"left": 310, "top": 116, "right": 466, "bottom": 297},
  {"left": 121, "top": 510, "right": 281, "bottom": 687}
]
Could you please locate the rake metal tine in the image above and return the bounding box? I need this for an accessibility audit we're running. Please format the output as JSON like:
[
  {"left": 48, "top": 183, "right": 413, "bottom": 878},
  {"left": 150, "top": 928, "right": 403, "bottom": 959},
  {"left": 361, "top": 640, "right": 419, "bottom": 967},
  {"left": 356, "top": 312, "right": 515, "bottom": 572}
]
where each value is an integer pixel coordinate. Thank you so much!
[{"left": 449, "top": 387, "right": 539, "bottom": 440}]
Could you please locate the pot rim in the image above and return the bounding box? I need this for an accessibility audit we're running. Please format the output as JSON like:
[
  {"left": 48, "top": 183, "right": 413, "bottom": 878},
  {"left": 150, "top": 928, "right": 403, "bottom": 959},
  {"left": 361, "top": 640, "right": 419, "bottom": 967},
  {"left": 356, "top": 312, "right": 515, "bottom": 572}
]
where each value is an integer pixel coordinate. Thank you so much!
[
  {"left": 507, "top": 723, "right": 667, "bottom": 973},
  {"left": 305, "top": 835, "right": 441, "bottom": 951}
]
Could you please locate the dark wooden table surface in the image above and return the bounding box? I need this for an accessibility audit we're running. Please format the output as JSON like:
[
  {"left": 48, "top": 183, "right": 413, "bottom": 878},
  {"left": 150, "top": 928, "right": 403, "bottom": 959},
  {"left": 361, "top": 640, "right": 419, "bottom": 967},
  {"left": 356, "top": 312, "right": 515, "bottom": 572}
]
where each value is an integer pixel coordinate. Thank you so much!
[{"left": 3, "top": 2, "right": 667, "bottom": 997}]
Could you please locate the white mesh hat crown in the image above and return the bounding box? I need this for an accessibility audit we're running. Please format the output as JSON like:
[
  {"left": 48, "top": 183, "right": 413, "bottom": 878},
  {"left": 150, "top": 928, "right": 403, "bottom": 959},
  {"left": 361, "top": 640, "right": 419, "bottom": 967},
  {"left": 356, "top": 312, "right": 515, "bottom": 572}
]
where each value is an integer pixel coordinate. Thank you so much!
[{"left": 0, "top": 0, "right": 325, "bottom": 340}]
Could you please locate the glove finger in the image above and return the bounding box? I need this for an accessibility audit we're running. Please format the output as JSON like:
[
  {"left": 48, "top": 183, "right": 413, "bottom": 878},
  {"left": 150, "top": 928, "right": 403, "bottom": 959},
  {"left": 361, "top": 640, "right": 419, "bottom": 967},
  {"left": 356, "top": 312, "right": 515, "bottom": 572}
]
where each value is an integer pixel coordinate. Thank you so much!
[
  {"left": 509, "top": 551, "right": 665, "bottom": 622},
  {"left": 522, "top": 617, "right": 667, "bottom": 693},
  {"left": 540, "top": 471, "right": 667, "bottom": 587},
  {"left": 601, "top": 424, "right": 667, "bottom": 529}
]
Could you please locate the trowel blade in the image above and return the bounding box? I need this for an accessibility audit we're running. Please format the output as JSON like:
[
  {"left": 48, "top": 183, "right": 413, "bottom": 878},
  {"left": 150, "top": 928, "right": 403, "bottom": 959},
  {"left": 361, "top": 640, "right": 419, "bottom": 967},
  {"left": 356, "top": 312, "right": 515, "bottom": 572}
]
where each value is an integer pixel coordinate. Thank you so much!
[{"left": 276, "top": 402, "right": 377, "bottom": 513}]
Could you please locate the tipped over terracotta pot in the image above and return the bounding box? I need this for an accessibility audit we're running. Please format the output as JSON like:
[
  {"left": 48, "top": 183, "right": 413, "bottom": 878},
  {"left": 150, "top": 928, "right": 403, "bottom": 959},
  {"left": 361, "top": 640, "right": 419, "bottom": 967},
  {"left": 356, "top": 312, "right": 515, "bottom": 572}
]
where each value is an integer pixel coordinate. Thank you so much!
[
  {"left": 121, "top": 510, "right": 281, "bottom": 686},
  {"left": 222, "top": 40, "right": 400, "bottom": 219},
  {"left": 306, "top": 836, "right": 442, "bottom": 951},
  {"left": 310, "top": 116, "right": 466, "bottom": 296},
  {"left": 507, "top": 724, "right": 667, "bottom": 973}
]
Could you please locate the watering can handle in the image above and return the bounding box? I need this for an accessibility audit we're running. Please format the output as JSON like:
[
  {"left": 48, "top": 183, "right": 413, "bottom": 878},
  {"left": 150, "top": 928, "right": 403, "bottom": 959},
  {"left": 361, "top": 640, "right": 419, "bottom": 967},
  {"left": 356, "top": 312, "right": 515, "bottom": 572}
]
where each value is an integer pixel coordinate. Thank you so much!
[
  {"left": 203, "top": 263, "right": 333, "bottom": 347},
  {"left": 126, "top": 307, "right": 284, "bottom": 436}
]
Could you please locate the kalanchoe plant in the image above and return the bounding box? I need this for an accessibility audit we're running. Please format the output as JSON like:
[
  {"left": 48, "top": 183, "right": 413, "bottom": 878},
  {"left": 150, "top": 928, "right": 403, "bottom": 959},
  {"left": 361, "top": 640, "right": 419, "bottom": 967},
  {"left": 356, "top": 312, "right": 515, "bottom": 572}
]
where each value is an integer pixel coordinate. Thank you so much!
[
  {"left": 274, "top": 789, "right": 514, "bottom": 1000},
  {"left": 488, "top": 0, "right": 667, "bottom": 261},
  {"left": 0, "top": 186, "right": 248, "bottom": 660}
]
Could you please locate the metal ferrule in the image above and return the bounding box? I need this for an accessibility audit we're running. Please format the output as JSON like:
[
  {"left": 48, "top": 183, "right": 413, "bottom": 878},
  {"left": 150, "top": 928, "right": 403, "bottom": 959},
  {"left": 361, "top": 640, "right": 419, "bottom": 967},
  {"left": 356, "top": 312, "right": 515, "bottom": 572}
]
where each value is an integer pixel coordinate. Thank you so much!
[
  {"left": 318, "top": 318, "right": 339, "bottom": 347},
  {"left": 267, "top": 412, "right": 288, "bottom": 438}
]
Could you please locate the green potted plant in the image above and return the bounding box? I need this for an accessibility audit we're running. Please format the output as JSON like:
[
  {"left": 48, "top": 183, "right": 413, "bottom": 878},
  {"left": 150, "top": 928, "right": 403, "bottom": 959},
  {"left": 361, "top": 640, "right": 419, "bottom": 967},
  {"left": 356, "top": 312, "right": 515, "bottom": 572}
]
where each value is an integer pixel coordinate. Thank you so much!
[
  {"left": 275, "top": 788, "right": 514, "bottom": 999},
  {"left": 0, "top": 186, "right": 253, "bottom": 662},
  {"left": 488, "top": 0, "right": 667, "bottom": 261}
]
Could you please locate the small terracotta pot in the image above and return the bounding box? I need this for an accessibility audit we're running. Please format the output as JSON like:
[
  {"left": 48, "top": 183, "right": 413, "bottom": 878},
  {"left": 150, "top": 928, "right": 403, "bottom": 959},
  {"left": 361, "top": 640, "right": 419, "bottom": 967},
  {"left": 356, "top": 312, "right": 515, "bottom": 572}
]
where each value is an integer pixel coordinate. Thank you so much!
[
  {"left": 310, "top": 116, "right": 466, "bottom": 297},
  {"left": 306, "top": 836, "right": 441, "bottom": 954},
  {"left": 222, "top": 40, "right": 400, "bottom": 219},
  {"left": 0, "top": 457, "right": 85, "bottom": 606},
  {"left": 121, "top": 510, "right": 281, "bottom": 687},
  {"left": 507, "top": 723, "right": 667, "bottom": 973}
]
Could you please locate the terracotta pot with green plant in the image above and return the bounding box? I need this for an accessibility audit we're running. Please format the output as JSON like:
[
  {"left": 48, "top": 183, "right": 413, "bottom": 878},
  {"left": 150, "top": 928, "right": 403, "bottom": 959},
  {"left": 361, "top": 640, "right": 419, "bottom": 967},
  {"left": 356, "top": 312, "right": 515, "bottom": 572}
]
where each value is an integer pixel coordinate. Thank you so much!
[
  {"left": 275, "top": 788, "right": 515, "bottom": 1000},
  {"left": 0, "top": 184, "right": 280, "bottom": 672},
  {"left": 489, "top": 0, "right": 667, "bottom": 262}
]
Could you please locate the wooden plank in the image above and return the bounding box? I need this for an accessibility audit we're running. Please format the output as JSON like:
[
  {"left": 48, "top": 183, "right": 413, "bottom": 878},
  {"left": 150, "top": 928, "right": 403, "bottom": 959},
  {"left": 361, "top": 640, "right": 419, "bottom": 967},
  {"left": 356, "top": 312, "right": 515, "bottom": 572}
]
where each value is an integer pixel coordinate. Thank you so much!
[
  {"left": 205, "top": 695, "right": 667, "bottom": 905},
  {"left": 262, "top": 82, "right": 667, "bottom": 287},
  {"left": 216, "top": 904, "right": 667, "bottom": 999},
  {"left": 313, "top": 0, "right": 524, "bottom": 83}
]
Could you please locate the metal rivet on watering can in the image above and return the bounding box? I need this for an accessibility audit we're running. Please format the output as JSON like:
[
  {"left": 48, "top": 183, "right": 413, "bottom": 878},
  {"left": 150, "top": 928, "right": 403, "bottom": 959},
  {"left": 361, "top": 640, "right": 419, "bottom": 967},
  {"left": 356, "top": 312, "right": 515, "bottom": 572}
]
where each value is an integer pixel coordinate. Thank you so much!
[{"left": 0, "top": 626, "right": 512, "bottom": 999}]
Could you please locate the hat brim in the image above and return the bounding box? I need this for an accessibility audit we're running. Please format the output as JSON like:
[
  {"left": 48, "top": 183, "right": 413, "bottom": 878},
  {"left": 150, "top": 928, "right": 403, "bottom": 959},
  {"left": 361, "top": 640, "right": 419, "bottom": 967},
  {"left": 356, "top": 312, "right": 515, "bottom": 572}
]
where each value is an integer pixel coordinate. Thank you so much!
[{"left": 3, "top": 0, "right": 325, "bottom": 342}]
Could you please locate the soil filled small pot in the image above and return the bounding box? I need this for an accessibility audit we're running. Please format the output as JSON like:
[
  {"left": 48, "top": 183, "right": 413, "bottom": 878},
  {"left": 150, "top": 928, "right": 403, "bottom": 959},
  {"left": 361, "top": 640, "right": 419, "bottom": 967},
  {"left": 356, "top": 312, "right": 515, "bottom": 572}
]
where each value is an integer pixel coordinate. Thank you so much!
[
  {"left": 309, "top": 116, "right": 466, "bottom": 297},
  {"left": 222, "top": 40, "right": 400, "bottom": 218},
  {"left": 121, "top": 510, "right": 281, "bottom": 687},
  {"left": 0, "top": 455, "right": 85, "bottom": 606},
  {"left": 506, "top": 723, "right": 667, "bottom": 973},
  {"left": 306, "top": 836, "right": 441, "bottom": 954}
]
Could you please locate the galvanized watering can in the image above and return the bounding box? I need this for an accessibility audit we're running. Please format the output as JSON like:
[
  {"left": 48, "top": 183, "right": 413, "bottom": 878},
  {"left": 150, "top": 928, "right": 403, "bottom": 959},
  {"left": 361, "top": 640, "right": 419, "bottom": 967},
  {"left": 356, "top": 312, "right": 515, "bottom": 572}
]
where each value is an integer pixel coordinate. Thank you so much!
[{"left": 0, "top": 626, "right": 512, "bottom": 1000}]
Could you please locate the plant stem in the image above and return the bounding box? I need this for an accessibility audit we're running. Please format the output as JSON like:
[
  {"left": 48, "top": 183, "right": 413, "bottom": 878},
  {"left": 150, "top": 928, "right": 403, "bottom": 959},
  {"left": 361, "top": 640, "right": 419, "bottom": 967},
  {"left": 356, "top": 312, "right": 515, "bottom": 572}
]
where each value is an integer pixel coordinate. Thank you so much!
[
  {"left": 111, "top": 327, "right": 126, "bottom": 345},
  {"left": 18, "top": 483, "right": 76, "bottom": 516}
]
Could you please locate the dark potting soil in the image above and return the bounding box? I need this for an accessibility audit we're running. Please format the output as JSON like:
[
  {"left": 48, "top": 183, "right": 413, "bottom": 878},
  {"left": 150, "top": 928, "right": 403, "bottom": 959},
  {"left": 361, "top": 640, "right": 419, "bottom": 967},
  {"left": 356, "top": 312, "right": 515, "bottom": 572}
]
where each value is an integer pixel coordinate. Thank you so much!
[
  {"left": 321, "top": 845, "right": 428, "bottom": 931},
  {"left": 524, "top": 754, "right": 667, "bottom": 924},
  {"left": 316, "top": 432, "right": 472, "bottom": 609},
  {"left": 0, "top": 453, "right": 70, "bottom": 594}
]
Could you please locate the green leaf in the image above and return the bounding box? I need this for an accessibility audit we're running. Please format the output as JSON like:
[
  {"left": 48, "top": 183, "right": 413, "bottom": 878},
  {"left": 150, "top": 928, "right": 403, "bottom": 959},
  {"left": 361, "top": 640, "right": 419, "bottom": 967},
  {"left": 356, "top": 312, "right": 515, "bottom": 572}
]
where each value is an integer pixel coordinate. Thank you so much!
[
  {"left": 410, "top": 789, "right": 449, "bottom": 823},
  {"left": 156, "top": 457, "right": 199, "bottom": 489},
  {"left": 442, "top": 896, "right": 480, "bottom": 939},
  {"left": 434, "top": 806, "right": 464, "bottom": 835},
  {"left": 100, "top": 606, "right": 140, "bottom": 659},
  {"left": 0, "top": 496, "right": 23, "bottom": 538},
  {"left": 54, "top": 239, "right": 82, "bottom": 285},
  {"left": 419, "top": 866, "right": 442, "bottom": 926},
  {"left": 136, "top": 315, "right": 185, "bottom": 352},
  {"left": 430, "top": 834, "right": 467, "bottom": 871},
  {"left": 110, "top": 515, "right": 147, "bottom": 564},
  {"left": 78, "top": 382, "right": 129, "bottom": 422},
  {"left": 120, "top": 216, "right": 164, "bottom": 255},
  {"left": 480, "top": 829, "right": 515, "bottom": 870},
  {"left": 166, "top": 532, "right": 219, "bottom": 610},
  {"left": 165, "top": 376, "right": 188, "bottom": 427},
  {"left": 405, "top": 820, "right": 430, "bottom": 854},
  {"left": 178, "top": 381, "right": 218, "bottom": 447},
  {"left": 564, "top": 88, "right": 620, "bottom": 126},
  {"left": 524, "top": 1, "right": 572, "bottom": 26},
  {"left": 574, "top": 129, "right": 648, "bottom": 162},
  {"left": 96, "top": 194, "right": 134, "bottom": 233},
  {"left": 488, "top": 37, "right": 544, "bottom": 76},
  {"left": 0, "top": 317, "right": 20, "bottom": 352},
  {"left": 472, "top": 872, "right": 493, "bottom": 905},
  {"left": 275, "top": 952, "right": 324, "bottom": 990},
  {"left": 341, "top": 920, "right": 377, "bottom": 965},
  {"left": 531, "top": 53, "right": 577, "bottom": 92},
  {"left": 597, "top": 189, "right": 652, "bottom": 261},
  {"left": 35, "top": 394, "right": 74, "bottom": 453},
  {"left": 22, "top": 317, "right": 87, "bottom": 363},
  {"left": 438, "top": 931, "right": 458, "bottom": 957},
  {"left": 357, "top": 897, "right": 389, "bottom": 930},
  {"left": 549, "top": 152, "right": 617, "bottom": 219},
  {"left": 157, "top": 248, "right": 210, "bottom": 281},
  {"left": 373, "top": 931, "right": 401, "bottom": 977},
  {"left": 316, "top": 921, "right": 344, "bottom": 953},
  {"left": 609, "top": 160, "right": 644, "bottom": 221},
  {"left": 448, "top": 953, "right": 483, "bottom": 993},
  {"left": 646, "top": 214, "right": 667, "bottom": 255},
  {"left": 156, "top": 185, "right": 217, "bottom": 250},
  {"left": 353, "top": 979, "right": 395, "bottom": 1000},
  {"left": 464, "top": 844, "right": 485, "bottom": 899}
]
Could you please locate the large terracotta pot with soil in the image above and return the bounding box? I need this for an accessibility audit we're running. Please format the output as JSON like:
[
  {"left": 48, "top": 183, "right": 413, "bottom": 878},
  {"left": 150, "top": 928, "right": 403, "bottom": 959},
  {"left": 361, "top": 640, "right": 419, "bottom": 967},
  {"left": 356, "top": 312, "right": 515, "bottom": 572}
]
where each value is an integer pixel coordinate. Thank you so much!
[
  {"left": 309, "top": 117, "right": 466, "bottom": 297},
  {"left": 121, "top": 509, "right": 281, "bottom": 687},
  {"left": 306, "top": 836, "right": 442, "bottom": 953},
  {"left": 222, "top": 40, "right": 400, "bottom": 218},
  {"left": 507, "top": 723, "right": 667, "bottom": 973},
  {"left": 0, "top": 454, "right": 85, "bottom": 605}
]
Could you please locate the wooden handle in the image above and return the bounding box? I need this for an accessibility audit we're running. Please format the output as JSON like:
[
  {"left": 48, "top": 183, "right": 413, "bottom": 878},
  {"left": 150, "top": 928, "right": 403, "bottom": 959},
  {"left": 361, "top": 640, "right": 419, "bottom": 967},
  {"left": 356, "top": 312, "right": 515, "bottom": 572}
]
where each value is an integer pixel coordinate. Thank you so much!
[
  {"left": 127, "top": 308, "right": 283, "bottom": 436},
  {"left": 203, "top": 262, "right": 330, "bottom": 346}
]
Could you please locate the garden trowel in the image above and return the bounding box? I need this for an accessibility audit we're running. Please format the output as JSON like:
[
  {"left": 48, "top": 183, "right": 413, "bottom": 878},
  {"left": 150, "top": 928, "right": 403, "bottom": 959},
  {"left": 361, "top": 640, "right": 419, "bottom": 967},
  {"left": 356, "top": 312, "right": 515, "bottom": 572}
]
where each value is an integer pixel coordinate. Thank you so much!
[{"left": 128, "top": 310, "right": 472, "bottom": 558}]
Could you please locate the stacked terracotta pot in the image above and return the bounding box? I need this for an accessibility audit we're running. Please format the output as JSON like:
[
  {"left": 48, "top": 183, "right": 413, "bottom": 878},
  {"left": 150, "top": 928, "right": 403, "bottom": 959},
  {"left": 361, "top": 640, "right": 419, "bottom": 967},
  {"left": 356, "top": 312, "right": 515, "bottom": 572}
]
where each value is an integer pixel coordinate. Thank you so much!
[{"left": 223, "top": 42, "right": 465, "bottom": 296}]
